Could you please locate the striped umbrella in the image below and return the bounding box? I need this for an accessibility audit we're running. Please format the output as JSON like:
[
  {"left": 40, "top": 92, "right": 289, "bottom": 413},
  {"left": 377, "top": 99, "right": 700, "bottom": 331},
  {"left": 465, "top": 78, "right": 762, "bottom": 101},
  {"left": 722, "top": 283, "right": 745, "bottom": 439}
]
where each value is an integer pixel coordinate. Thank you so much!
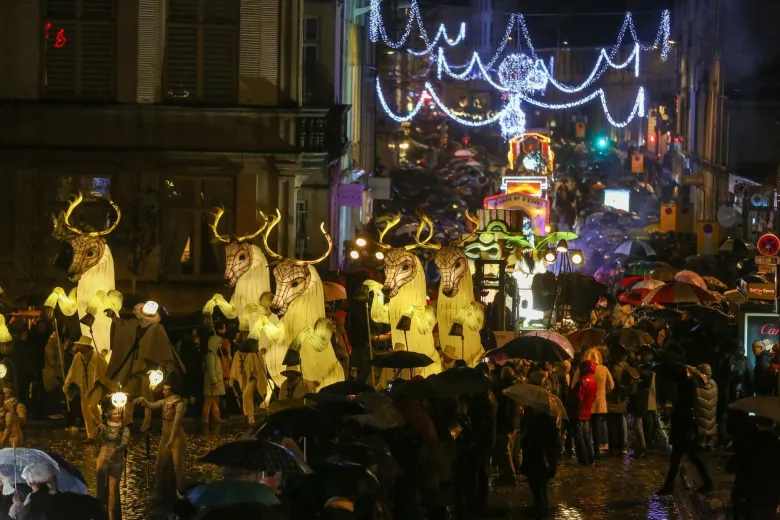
[
  {"left": 633, "top": 279, "right": 665, "bottom": 290},
  {"left": 674, "top": 270, "right": 707, "bottom": 290},
  {"left": 619, "top": 276, "right": 644, "bottom": 288},
  {"left": 641, "top": 282, "right": 719, "bottom": 305},
  {"left": 647, "top": 267, "right": 677, "bottom": 282},
  {"left": 614, "top": 240, "right": 656, "bottom": 256},
  {"left": 619, "top": 288, "right": 650, "bottom": 306}
]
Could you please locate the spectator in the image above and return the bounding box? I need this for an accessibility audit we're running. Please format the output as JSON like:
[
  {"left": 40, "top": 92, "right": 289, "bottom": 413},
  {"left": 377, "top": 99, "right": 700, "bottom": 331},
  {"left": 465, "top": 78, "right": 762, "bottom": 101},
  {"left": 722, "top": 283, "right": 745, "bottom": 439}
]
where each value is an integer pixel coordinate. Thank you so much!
[
  {"left": 493, "top": 367, "right": 520, "bottom": 485},
  {"left": 202, "top": 323, "right": 226, "bottom": 425},
  {"left": 694, "top": 364, "right": 718, "bottom": 451},
  {"left": 727, "top": 417, "right": 780, "bottom": 520},
  {"left": 572, "top": 348, "right": 614, "bottom": 459},
  {"left": 568, "top": 360, "right": 597, "bottom": 466},
  {"left": 752, "top": 341, "right": 774, "bottom": 396},
  {"left": 631, "top": 346, "right": 658, "bottom": 458}
]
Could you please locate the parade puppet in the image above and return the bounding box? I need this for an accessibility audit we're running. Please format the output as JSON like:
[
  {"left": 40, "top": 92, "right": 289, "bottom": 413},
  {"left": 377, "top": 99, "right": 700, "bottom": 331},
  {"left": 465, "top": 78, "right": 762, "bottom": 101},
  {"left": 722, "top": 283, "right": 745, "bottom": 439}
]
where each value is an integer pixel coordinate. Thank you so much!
[
  {"left": 422, "top": 213, "right": 486, "bottom": 366},
  {"left": 230, "top": 338, "right": 268, "bottom": 425},
  {"left": 0, "top": 384, "right": 25, "bottom": 448},
  {"left": 96, "top": 397, "right": 130, "bottom": 520},
  {"left": 106, "top": 301, "right": 185, "bottom": 431},
  {"left": 63, "top": 334, "right": 109, "bottom": 442},
  {"left": 248, "top": 210, "right": 344, "bottom": 390},
  {"left": 202, "top": 207, "right": 277, "bottom": 335},
  {"left": 364, "top": 215, "right": 441, "bottom": 377},
  {"left": 133, "top": 371, "right": 186, "bottom": 503},
  {"left": 44, "top": 193, "right": 123, "bottom": 361}
]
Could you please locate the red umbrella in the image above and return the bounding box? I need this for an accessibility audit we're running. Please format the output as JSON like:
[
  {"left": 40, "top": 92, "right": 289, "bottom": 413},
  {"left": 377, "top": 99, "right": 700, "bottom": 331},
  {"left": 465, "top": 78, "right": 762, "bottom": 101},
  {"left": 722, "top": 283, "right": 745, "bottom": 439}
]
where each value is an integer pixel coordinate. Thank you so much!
[
  {"left": 619, "top": 288, "right": 650, "bottom": 306},
  {"left": 641, "top": 282, "right": 718, "bottom": 305},
  {"left": 619, "top": 276, "right": 644, "bottom": 288}
]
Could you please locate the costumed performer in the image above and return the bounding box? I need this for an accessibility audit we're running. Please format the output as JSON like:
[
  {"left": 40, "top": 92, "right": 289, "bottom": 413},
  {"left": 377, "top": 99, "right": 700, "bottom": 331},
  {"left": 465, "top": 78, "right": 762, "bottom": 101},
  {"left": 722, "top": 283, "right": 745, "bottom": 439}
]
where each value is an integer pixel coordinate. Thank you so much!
[
  {"left": 230, "top": 338, "right": 268, "bottom": 425},
  {"left": 96, "top": 397, "right": 130, "bottom": 520},
  {"left": 63, "top": 334, "right": 108, "bottom": 443},
  {"left": 0, "top": 385, "right": 25, "bottom": 448}
]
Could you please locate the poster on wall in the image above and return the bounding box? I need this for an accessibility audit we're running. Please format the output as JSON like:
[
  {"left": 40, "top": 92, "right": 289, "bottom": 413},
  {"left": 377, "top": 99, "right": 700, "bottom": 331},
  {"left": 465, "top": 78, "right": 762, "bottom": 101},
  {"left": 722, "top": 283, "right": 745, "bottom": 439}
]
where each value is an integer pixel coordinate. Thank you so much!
[{"left": 743, "top": 312, "right": 779, "bottom": 364}]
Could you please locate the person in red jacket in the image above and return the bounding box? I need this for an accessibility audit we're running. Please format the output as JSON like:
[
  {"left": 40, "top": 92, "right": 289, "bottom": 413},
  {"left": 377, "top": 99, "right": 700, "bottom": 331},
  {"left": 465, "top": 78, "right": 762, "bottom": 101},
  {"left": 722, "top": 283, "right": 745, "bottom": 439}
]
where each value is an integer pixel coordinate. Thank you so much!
[{"left": 569, "top": 360, "right": 598, "bottom": 466}]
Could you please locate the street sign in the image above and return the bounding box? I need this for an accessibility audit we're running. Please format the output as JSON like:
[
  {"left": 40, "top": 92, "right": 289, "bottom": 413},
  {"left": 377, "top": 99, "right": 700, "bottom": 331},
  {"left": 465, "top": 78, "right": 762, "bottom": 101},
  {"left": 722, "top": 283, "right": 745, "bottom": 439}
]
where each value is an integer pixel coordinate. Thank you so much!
[
  {"left": 757, "top": 233, "right": 780, "bottom": 256},
  {"left": 756, "top": 256, "right": 780, "bottom": 265},
  {"left": 758, "top": 264, "right": 776, "bottom": 273}
]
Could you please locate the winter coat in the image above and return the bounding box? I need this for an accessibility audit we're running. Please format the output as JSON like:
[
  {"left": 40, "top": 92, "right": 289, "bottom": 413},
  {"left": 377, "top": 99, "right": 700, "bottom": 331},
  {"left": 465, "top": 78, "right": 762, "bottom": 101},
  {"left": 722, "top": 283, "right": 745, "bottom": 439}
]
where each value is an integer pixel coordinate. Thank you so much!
[
  {"left": 694, "top": 379, "right": 718, "bottom": 438},
  {"left": 571, "top": 348, "right": 614, "bottom": 415},
  {"left": 569, "top": 361, "right": 597, "bottom": 421},
  {"left": 519, "top": 408, "right": 560, "bottom": 481},
  {"left": 754, "top": 351, "right": 774, "bottom": 396},
  {"left": 630, "top": 365, "right": 656, "bottom": 414},
  {"left": 606, "top": 361, "right": 630, "bottom": 414},
  {"left": 203, "top": 336, "right": 226, "bottom": 397}
]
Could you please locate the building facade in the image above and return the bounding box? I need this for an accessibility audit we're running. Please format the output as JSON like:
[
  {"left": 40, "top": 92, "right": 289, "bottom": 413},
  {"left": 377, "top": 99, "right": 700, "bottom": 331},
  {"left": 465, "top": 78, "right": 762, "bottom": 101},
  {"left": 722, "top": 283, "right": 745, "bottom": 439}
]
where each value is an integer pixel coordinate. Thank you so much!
[{"left": 0, "top": 0, "right": 359, "bottom": 312}]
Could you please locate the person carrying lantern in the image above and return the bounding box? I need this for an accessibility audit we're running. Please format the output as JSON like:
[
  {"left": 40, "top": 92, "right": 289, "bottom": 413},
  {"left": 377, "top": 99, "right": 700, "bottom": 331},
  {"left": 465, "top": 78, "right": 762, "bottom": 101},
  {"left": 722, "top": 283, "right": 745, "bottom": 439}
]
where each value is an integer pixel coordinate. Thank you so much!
[
  {"left": 63, "top": 335, "right": 108, "bottom": 443},
  {"left": 0, "top": 384, "right": 25, "bottom": 448},
  {"left": 96, "top": 397, "right": 130, "bottom": 520}
]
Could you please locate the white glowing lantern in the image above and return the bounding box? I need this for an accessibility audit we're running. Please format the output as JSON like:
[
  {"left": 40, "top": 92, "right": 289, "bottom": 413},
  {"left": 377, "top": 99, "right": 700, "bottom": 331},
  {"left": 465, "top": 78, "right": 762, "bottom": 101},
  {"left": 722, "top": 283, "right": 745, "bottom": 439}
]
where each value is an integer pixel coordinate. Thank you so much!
[
  {"left": 142, "top": 301, "right": 159, "bottom": 316},
  {"left": 148, "top": 368, "right": 164, "bottom": 390},
  {"left": 0, "top": 364, "right": 7, "bottom": 379},
  {"left": 111, "top": 391, "right": 128, "bottom": 409}
]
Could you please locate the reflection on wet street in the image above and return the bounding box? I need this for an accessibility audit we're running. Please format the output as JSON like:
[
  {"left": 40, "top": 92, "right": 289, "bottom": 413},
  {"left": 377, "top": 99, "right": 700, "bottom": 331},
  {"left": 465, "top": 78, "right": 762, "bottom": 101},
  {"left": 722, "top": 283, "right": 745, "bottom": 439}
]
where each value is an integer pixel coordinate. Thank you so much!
[
  {"left": 27, "top": 425, "right": 694, "bottom": 520},
  {"left": 27, "top": 423, "right": 245, "bottom": 520}
]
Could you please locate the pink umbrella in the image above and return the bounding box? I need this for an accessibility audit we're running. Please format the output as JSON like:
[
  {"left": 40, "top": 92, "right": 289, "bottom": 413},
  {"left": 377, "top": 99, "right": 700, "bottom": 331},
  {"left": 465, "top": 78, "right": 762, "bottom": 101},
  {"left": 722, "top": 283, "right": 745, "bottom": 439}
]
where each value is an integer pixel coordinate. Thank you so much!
[
  {"left": 674, "top": 270, "right": 707, "bottom": 290},
  {"left": 522, "top": 330, "right": 574, "bottom": 358},
  {"left": 633, "top": 279, "right": 665, "bottom": 290}
]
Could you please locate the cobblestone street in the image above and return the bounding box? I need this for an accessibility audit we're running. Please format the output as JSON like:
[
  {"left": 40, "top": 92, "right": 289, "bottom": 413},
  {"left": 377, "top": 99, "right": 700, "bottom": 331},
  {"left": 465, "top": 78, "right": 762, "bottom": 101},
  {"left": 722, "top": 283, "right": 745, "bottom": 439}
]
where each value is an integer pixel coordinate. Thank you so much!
[{"left": 25, "top": 424, "right": 699, "bottom": 520}]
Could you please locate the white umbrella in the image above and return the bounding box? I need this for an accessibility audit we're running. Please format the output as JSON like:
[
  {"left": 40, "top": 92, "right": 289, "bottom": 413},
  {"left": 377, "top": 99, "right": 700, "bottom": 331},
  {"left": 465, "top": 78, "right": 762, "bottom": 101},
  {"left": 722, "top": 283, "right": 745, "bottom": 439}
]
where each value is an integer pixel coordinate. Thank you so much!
[{"left": 614, "top": 240, "right": 656, "bottom": 256}]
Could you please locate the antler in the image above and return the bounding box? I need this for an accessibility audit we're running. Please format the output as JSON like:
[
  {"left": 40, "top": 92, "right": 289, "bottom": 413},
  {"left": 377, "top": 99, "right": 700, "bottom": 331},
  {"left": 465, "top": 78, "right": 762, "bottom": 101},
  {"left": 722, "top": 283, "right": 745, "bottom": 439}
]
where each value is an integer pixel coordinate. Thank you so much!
[
  {"left": 208, "top": 207, "right": 231, "bottom": 244},
  {"left": 236, "top": 213, "right": 268, "bottom": 243},
  {"left": 260, "top": 209, "right": 284, "bottom": 260},
  {"left": 411, "top": 213, "right": 440, "bottom": 250},
  {"left": 453, "top": 210, "right": 481, "bottom": 247},
  {"left": 376, "top": 214, "right": 402, "bottom": 249},
  {"left": 62, "top": 192, "right": 121, "bottom": 237},
  {"left": 298, "top": 223, "right": 333, "bottom": 265}
]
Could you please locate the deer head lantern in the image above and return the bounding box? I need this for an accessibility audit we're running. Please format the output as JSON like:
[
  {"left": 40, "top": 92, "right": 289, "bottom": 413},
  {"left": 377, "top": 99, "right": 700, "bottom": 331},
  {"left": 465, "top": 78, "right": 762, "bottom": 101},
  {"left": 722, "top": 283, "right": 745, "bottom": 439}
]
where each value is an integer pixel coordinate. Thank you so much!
[
  {"left": 376, "top": 214, "right": 436, "bottom": 299},
  {"left": 208, "top": 207, "right": 268, "bottom": 288},
  {"left": 59, "top": 192, "right": 121, "bottom": 282},
  {"left": 429, "top": 212, "right": 480, "bottom": 298}
]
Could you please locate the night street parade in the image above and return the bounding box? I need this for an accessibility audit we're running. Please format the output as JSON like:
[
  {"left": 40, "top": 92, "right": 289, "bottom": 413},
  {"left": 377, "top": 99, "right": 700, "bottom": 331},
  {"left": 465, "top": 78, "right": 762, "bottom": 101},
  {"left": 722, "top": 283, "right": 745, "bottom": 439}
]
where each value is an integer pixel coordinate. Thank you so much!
[{"left": 0, "top": 0, "right": 779, "bottom": 518}]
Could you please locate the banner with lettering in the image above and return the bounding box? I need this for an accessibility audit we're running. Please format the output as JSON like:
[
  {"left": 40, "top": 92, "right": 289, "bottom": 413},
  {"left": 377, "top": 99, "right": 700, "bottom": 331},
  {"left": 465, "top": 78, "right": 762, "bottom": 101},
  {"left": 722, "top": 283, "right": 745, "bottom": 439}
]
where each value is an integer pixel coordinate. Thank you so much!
[{"left": 743, "top": 312, "right": 779, "bottom": 364}]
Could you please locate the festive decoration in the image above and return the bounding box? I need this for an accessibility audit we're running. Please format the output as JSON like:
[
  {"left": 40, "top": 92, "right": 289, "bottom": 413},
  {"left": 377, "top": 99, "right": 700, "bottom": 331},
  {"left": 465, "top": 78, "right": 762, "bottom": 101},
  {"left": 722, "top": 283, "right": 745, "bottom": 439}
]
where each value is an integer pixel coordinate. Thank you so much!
[
  {"left": 148, "top": 368, "right": 164, "bottom": 390},
  {"left": 369, "top": 0, "right": 465, "bottom": 51},
  {"left": 543, "top": 43, "right": 640, "bottom": 94},
  {"left": 0, "top": 364, "right": 7, "bottom": 379},
  {"left": 142, "top": 301, "right": 159, "bottom": 317},
  {"left": 111, "top": 389, "right": 128, "bottom": 409}
]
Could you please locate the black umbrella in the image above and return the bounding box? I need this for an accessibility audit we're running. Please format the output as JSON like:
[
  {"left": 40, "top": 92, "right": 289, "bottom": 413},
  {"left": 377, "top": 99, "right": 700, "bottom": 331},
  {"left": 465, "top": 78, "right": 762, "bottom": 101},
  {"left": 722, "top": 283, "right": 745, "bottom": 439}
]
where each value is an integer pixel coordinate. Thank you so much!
[
  {"left": 370, "top": 351, "right": 434, "bottom": 369},
  {"left": 199, "top": 503, "right": 286, "bottom": 520},
  {"left": 682, "top": 304, "right": 732, "bottom": 325},
  {"left": 39, "top": 449, "right": 86, "bottom": 486},
  {"left": 313, "top": 400, "right": 368, "bottom": 417},
  {"left": 319, "top": 381, "right": 376, "bottom": 396},
  {"left": 320, "top": 442, "right": 388, "bottom": 467},
  {"left": 651, "top": 362, "right": 708, "bottom": 388},
  {"left": 605, "top": 328, "right": 654, "bottom": 348},
  {"left": 200, "top": 440, "right": 311, "bottom": 474},
  {"left": 485, "top": 335, "right": 572, "bottom": 362},
  {"left": 390, "top": 377, "right": 436, "bottom": 399},
  {"left": 256, "top": 406, "right": 337, "bottom": 440},
  {"left": 431, "top": 367, "right": 492, "bottom": 397},
  {"left": 307, "top": 461, "right": 381, "bottom": 499},
  {"left": 719, "top": 237, "right": 756, "bottom": 255}
]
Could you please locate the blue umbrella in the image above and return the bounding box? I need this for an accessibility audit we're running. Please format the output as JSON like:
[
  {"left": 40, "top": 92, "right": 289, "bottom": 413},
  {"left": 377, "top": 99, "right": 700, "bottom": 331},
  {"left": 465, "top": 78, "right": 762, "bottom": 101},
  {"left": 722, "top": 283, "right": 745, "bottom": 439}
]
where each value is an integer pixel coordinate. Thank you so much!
[{"left": 187, "top": 480, "right": 280, "bottom": 508}]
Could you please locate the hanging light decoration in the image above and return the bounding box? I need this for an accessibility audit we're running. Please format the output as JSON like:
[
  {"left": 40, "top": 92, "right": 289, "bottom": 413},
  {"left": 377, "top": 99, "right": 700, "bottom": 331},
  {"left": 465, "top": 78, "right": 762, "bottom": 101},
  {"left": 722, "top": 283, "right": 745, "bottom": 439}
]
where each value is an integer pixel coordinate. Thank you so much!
[
  {"left": 111, "top": 388, "right": 128, "bottom": 409},
  {"left": 0, "top": 364, "right": 7, "bottom": 379}
]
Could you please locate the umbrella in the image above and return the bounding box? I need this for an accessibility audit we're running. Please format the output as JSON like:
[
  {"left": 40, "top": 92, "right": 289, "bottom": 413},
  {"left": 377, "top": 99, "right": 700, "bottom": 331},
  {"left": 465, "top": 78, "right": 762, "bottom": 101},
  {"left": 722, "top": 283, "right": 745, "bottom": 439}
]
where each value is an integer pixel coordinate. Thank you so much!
[
  {"left": 522, "top": 330, "right": 575, "bottom": 357},
  {"left": 187, "top": 480, "right": 281, "bottom": 508},
  {"left": 503, "top": 383, "right": 568, "bottom": 419},
  {"left": 674, "top": 270, "right": 707, "bottom": 290},
  {"left": 646, "top": 267, "right": 677, "bottom": 282},
  {"left": 321, "top": 282, "right": 347, "bottom": 302},
  {"left": 256, "top": 406, "right": 337, "bottom": 440},
  {"left": 0, "top": 449, "right": 58, "bottom": 480},
  {"left": 642, "top": 282, "right": 719, "bottom": 305},
  {"left": 723, "top": 289, "right": 748, "bottom": 305},
  {"left": 618, "top": 288, "right": 649, "bottom": 306},
  {"left": 391, "top": 377, "right": 436, "bottom": 399},
  {"left": 703, "top": 276, "right": 727, "bottom": 292},
  {"left": 682, "top": 305, "right": 732, "bottom": 325},
  {"left": 619, "top": 276, "right": 644, "bottom": 288},
  {"left": 605, "top": 328, "right": 654, "bottom": 348},
  {"left": 198, "top": 504, "right": 285, "bottom": 520},
  {"left": 633, "top": 279, "right": 665, "bottom": 290},
  {"left": 623, "top": 261, "right": 656, "bottom": 276},
  {"left": 485, "top": 335, "right": 572, "bottom": 362},
  {"left": 614, "top": 240, "right": 656, "bottom": 256},
  {"left": 719, "top": 237, "right": 756, "bottom": 254},
  {"left": 651, "top": 362, "right": 709, "bottom": 388},
  {"left": 313, "top": 400, "right": 368, "bottom": 417},
  {"left": 431, "top": 367, "right": 492, "bottom": 397},
  {"left": 319, "top": 381, "right": 376, "bottom": 397},
  {"left": 370, "top": 351, "right": 434, "bottom": 369},
  {"left": 728, "top": 396, "right": 780, "bottom": 422},
  {"left": 266, "top": 398, "right": 306, "bottom": 415},
  {"left": 200, "top": 439, "right": 311, "bottom": 474},
  {"left": 566, "top": 328, "right": 606, "bottom": 350},
  {"left": 308, "top": 461, "right": 381, "bottom": 498}
]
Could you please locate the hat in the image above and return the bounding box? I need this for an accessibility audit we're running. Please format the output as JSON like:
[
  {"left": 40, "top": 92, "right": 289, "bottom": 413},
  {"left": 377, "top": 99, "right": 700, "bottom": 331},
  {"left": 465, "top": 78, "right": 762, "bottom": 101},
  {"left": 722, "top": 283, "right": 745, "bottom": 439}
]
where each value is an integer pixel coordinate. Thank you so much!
[
  {"left": 74, "top": 335, "right": 92, "bottom": 347},
  {"left": 281, "top": 365, "right": 302, "bottom": 378},
  {"left": 133, "top": 302, "right": 161, "bottom": 324},
  {"left": 393, "top": 343, "right": 406, "bottom": 352},
  {"left": 441, "top": 345, "right": 460, "bottom": 360}
]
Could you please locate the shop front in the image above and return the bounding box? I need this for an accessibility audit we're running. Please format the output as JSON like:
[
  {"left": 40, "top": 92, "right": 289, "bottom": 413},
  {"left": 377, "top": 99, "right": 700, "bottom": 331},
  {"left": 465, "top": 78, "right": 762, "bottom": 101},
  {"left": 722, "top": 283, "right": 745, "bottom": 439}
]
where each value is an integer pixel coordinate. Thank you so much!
[{"left": 739, "top": 303, "right": 779, "bottom": 366}]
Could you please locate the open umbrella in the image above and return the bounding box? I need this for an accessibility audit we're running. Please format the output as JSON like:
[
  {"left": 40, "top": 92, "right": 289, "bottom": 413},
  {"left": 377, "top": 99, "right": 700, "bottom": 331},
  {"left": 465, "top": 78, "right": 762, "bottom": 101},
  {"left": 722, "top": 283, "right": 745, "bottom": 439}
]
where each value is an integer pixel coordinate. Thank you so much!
[
  {"left": 728, "top": 396, "right": 780, "bottom": 422},
  {"left": 198, "top": 504, "right": 285, "bottom": 520},
  {"left": 35, "top": 451, "right": 87, "bottom": 494},
  {"left": 619, "top": 275, "right": 645, "bottom": 288},
  {"left": 307, "top": 461, "right": 382, "bottom": 498},
  {"left": 614, "top": 240, "right": 656, "bottom": 256},
  {"left": 624, "top": 261, "right": 656, "bottom": 276},
  {"left": 321, "top": 282, "right": 348, "bottom": 302},
  {"left": 605, "top": 328, "right": 654, "bottom": 348},
  {"left": 370, "top": 351, "right": 434, "bottom": 370},
  {"left": 319, "top": 381, "right": 376, "bottom": 397},
  {"left": 633, "top": 279, "right": 665, "bottom": 290},
  {"left": 485, "top": 335, "right": 572, "bottom": 362},
  {"left": 682, "top": 305, "right": 732, "bottom": 325},
  {"left": 391, "top": 377, "right": 436, "bottom": 399},
  {"left": 719, "top": 237, "right": 756, "bottom": 255},
  {"left": 642, "top": 282, "right": 719, "bottom": 305},
  {"left": 0, "top": 449, "right": 58, "bottom": 481},
  {"left": 646, "top": 267, "right": 677, "bottom": 281},
  {"left": 256, "top": 406, "right": 337, "bottom": 440},
  {"left": 522, "top": 330, "right": 574, "bottom": 357},
  {"left": 566, "top": 328, "right": 606, "bottom": 350},
  {"left": 431, "top": 367, "right": 492, "bottom": 397},
  {"left": 188, "top": 480, "right": 281, "bottom": 508},
  {"left": 504, "top": 383, "right": 568, "bottom": 419},
  {"left": 702, "top": 276, "right": 728, "bottom": 292},
  {"left": 674, "top": 270, "right": 707, "bottom": 290},
  {"left": 618, "top": 288, "right": 649, "bottom": 306},
  {"left": 200, "top": 440, "right": 311, "bottom": 474}
]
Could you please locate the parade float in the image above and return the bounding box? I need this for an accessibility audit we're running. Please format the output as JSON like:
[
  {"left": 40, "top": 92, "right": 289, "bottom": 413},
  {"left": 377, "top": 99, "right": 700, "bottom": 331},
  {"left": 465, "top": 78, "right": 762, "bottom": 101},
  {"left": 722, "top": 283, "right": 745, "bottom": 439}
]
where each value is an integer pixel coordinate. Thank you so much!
[
  {"left": 364, "top": 215, "right": 441, "bottom": 377},
  {"left": 249, "top": 210, "right": 344, "bottom": 389},
  {"left": 44, "top": 193, "right": 123, "bottom": 361}
]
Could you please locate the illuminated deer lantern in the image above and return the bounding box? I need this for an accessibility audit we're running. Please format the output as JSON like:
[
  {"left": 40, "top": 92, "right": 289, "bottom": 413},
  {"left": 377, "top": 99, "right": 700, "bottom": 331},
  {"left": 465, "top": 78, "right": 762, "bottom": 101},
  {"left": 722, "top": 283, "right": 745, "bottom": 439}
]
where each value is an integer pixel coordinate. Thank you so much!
[
  {"left": 423, "top": 213, "right": 486, "bottom": 366},
  {"left": 202, "top": 207, "right": 275, "bottom": 332},
  {"left": 364, "top": 215, "right": 441, "bottom": 377},
  {"left": 45, "top": 193, "right": 123, "bottom": 360},
  {"left": 248, "top": 210, "right": 344, "bottom": 389}
]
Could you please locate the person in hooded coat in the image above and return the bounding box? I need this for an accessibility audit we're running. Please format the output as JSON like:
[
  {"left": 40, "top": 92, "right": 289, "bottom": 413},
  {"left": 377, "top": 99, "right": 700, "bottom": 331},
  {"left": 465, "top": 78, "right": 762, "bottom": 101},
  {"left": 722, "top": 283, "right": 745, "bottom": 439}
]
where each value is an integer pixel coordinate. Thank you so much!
[
  {"left": 63, "top": 335, "right": 107, "bottom": 443},
  {"left": 230, "top": 338, "right": 268, "bottom": 425},
  {"left": 568, "top": 360, "right": 597, "bottom": 466},
  {"left": 571, "top": 348, "right": 613, "bottom": 458},
  {"left": 694, "top": 364, "right": 718, "bottom": 450},
  {"left": 202, "top": 323, "right": 227, "bottom": 425},
  {"left": 631, "top": 346, "right": 658, "bottom": 458}
]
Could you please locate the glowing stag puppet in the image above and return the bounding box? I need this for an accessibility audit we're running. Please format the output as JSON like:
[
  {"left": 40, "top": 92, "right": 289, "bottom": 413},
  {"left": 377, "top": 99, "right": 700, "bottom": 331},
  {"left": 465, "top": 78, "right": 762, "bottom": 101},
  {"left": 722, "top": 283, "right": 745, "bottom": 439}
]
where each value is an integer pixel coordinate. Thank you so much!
[
  {"left": 45, "top": 192, "right": 123, "bottom": 361},
  {"left": 249, "top": 210, "right": 344, "bottom": 389},
  {"left": 202, "top": 207, "right": 276, "bottom": 333},
  {"left": 364, "top": 215, "right": 441, "bottom": 377},
  {"left": 426, "top": 213, "right": 485, "bottom": 366}
]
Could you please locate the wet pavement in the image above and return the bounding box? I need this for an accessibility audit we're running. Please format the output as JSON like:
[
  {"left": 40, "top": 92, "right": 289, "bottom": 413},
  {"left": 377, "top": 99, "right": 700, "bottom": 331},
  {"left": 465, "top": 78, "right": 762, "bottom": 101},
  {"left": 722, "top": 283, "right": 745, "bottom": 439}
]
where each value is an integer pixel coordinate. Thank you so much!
[{"left": 26, "top": 426, "right": 697, "bottom": 520}]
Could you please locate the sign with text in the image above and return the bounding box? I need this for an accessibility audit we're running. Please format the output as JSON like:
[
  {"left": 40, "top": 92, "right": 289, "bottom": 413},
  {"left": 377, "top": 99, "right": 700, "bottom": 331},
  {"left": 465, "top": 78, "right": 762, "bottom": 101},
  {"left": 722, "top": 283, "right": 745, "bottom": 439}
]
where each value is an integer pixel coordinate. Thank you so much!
[
  {"left": 755, "top": 256, "right": 780, "bottom": 265},
  {"left": 740, "top": 280, "right": 775, "bottom": 301},
  {"left": 758, "top": 265, "right": 776, "bottom": 274},
  {"left": 494, "top": 331, "right": 516, "bottom": 348},
  {"left": 743, "top": 312, "right": 779, "bottom": 362},
  {"left": 338, "top": 184, "right": 364, "bottom": 207}
]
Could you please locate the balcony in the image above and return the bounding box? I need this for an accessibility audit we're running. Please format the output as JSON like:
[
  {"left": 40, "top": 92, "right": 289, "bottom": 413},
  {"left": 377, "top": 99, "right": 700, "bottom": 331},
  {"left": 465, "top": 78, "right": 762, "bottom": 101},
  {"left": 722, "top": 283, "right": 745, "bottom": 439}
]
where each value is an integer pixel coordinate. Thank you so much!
[{"left": 0, "top": 102, "right": 349, "bottom": 158}]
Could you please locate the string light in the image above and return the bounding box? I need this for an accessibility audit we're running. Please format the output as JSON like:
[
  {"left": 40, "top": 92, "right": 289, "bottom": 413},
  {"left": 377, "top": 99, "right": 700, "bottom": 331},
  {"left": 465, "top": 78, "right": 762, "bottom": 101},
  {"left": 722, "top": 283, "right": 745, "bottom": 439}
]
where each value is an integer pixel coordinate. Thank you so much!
[
  {"left": 499, "top": 96, "right": 526, "bottom": 140},
  {"left": 517, "top": 87, "right": 646, "bottom": 128},
  {"left": 370, "top": 0, "right": 465, "bottom": 52},
  {"left": 408, "top": 23, "right": 466, "bottom": 56},
  {"left": 541, "top": 43, "right": 640, "bottom": 94}
]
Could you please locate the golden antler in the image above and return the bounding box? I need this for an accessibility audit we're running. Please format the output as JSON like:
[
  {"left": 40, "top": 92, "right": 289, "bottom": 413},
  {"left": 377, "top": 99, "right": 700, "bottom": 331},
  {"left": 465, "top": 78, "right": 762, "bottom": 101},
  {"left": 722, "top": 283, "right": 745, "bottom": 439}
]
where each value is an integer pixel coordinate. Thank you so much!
[
  {"left": 298, "top": 223, "right": 333, "bottom": 265},
  {"left": 208, "top": 207, "right": 231, "bottom": 244},
  {"left": 260, "top": 209, "right": 284, "bottom": 260},
  {"left": 453, "top": 210, "right": 481, "bottom": 247},
  {"left": 376, "top": 214, "right": 402, "bottom": 250},
  {"left": 62, "top": 192, "right": 121, "bottom": 237},
  {"left": 410, "top": 213, "right": 440, "bottom": 250},
  {"left": 236, "top": 213, "right": 268, "bottom": 243}
]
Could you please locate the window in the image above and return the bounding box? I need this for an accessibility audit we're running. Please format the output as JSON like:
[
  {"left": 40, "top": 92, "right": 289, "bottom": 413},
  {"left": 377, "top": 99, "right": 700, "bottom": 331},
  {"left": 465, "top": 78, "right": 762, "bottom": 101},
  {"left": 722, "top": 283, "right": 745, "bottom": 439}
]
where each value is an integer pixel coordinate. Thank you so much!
[
  {"left": 42, "top": 0, "right": 115, "bottom": 99},
  {"left": 302, "top": 17, "right": 319, "bottom": 106},
  {"left": 165, "top": 0, "right": 238, "bottom": 103},
  {"left": 160, "top": 176, "right": 235, "bottom": 280},
  {"left": 295, "top": 199, "right": 308, "bottom": 259},
  {"left": 43, "top": 174, "right": 115, "bottom": 234}
]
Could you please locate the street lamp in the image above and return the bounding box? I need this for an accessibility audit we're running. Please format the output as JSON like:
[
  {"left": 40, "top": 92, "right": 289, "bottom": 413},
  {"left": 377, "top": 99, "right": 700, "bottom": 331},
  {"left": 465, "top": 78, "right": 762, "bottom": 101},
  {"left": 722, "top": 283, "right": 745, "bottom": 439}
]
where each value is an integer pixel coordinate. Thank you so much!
[
  {"left": 349, "top": 250, "right": 360, "bottom": 260},
  {"left": 375, "top": 251, "right": 385, "bottom": 260},
  {"left": 570, "top": 249, "right": 584, "bottom": 265},
  {"left": 556, "top": 239, "right": 568, "bottom": 253}
]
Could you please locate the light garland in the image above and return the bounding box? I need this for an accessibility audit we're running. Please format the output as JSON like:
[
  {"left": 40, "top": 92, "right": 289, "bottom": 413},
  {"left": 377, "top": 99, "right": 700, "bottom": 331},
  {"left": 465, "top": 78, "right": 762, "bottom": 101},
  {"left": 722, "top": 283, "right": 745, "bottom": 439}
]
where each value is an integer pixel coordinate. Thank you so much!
[
  {"left": 542, "top": 43, "right": 640, "bottom": 94},
  {"left": 370, "top": 0, "right": 465, "bottom": 52},
  {"left": 517, "top": 87, "right": 646, "bottom": 128},
  {"left": 499, "top": 96, "right": 527, "bottom": 140}
]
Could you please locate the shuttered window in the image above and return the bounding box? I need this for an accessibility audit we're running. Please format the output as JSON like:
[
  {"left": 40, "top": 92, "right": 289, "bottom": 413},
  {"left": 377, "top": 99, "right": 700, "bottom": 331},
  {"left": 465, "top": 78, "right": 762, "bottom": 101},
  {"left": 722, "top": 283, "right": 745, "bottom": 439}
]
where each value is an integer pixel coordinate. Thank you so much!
[
  {"left": 42, "top": 0, "right": 115, "bottom": 99},
  {"left": 165, "top": 0, "right": 238, "bottom": 104}
]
